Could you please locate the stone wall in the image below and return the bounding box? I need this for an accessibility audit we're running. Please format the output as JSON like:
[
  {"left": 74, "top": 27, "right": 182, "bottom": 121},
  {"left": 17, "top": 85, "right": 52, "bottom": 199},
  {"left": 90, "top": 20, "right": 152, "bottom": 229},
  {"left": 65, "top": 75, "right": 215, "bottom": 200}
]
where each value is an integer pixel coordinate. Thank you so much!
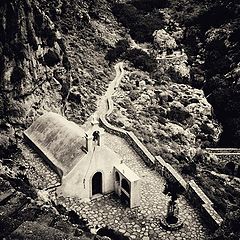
[
  {"left": 201, "top": 203, "right": 224, "bottom": 230},
  {"left": 100, "top": 74, "right": 223, "bottom": 231},
  {"left": 99, "top": 115, "right": 127, "bottom": 138},
  {"left": 155, "top": 156, "right": 187, "bottom": 190},
  {"left": 156, "top": 54, "right": 188, "bottom": 67},
  {"left": 207, "top": 148, "right": 240, "bottom": 176},
  {"left": 155, "top": 156, "right": 223, "bottom": 230},
  {"left": 187, "top": 180, "right": 213, "bottom": 207},
  {"left": 186, "top": 180, "right": 223, "bottom": 230},
  {"left": 207, "top": 148, "right": 240, "bottom": 164}
]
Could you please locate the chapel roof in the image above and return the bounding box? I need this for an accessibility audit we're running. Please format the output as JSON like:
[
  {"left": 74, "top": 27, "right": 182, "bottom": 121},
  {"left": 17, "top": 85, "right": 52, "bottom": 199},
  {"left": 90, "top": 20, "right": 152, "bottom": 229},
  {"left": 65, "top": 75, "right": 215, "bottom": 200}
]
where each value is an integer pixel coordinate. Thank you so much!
[{"left": 24, "top": 112, "right": 86, "bottom": 176}]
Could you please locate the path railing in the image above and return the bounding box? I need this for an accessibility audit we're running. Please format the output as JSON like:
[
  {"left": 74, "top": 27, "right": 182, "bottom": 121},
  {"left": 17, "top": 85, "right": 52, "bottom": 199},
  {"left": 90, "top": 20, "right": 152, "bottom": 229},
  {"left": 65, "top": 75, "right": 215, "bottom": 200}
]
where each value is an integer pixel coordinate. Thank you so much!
[{"left": 99, "top": 62, "right": 223, "bottom": 230}]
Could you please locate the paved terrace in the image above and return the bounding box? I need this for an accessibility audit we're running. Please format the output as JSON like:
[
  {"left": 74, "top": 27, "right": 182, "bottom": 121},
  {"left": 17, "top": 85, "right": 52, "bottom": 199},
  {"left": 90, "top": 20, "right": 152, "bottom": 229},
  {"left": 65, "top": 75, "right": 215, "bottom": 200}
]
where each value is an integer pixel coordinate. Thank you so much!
[
  {"left": 56, "top": 132, "right": 210, "bottom": 240},
  {"left": 21, "top": 62, "right": 211, "bottom": 239}
]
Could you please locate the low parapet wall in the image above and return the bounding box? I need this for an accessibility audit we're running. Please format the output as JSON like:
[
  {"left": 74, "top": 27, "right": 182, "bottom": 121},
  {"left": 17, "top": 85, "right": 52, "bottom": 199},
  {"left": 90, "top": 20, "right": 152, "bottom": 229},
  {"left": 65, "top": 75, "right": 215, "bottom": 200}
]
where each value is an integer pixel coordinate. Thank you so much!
[
  {"left": 201, "top": 203, "right": 224, "bottom": 230},
  {"left": 101, "top": 67, "right": 222, "bottom": 231},
  {"left": 186, "top": 181, "right": 223, "bottom": 230},
  {"left": 99, "top": 115, "right": 127, "bottom": 138},
  {"left": 206, "top": 148, "right": 240, "bottom": 153},
  {"left": 187, "top": 180, "right": 213, "bottom": 207},
  {"left": 155, "top": 156, "right": 223, "bottom": 230},
  {"left": 155, "top": 156, "right": 187, "bottom": 190},
  {"left": 99, "top": 115, "right": 155, "bottom": 167}
]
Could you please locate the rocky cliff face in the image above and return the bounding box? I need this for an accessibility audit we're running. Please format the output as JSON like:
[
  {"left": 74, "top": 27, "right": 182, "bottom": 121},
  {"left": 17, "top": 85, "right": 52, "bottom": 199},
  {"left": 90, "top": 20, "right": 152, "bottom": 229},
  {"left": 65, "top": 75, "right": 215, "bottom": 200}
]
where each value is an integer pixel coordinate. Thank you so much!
[
  {"left": 0, "top": 0, "right": 71, "bottom": 158},
  {"left": 168, "top": 0, "right": 240, "bottom": 147},
  {"left": 0, "top": 0, "right": 124, "bottom": 159}
]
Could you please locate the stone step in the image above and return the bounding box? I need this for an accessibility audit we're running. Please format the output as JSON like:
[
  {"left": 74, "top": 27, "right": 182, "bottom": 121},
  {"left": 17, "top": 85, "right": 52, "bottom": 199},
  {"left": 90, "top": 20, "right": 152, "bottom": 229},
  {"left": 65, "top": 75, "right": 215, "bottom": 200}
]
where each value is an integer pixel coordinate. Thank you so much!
[
  {"left": 0, "top": 192, "right": 29, "bottom": 219},
  {"left": 0, "top": 189, "right": 15, "bottom": 204}
]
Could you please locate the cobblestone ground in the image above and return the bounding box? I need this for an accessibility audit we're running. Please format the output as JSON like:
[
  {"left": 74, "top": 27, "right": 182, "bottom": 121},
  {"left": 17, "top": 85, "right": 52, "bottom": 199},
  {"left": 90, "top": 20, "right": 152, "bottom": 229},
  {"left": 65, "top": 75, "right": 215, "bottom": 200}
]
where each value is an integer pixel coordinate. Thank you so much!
[
  {"left": 57, "top": 133, "right": 210, "bottom": 240},
  {"left": 17, "top": 142, "right": 60, "bottom": 190}
]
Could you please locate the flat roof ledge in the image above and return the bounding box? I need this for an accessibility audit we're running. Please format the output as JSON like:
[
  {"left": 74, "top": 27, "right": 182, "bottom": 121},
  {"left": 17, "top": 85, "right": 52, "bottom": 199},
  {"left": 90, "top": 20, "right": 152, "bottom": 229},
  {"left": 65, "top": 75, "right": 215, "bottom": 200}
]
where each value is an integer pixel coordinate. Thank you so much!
[{"left": 114, "top": 163, "right": 141, "bottom": 182}]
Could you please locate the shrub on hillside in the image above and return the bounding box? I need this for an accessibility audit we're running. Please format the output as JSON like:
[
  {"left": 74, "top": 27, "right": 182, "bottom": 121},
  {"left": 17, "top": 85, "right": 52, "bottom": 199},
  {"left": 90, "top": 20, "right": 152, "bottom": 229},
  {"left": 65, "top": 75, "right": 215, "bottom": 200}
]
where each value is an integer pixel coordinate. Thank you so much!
[
  {"left": 112, "top": 3, "right": 164, "bottom": 42},
  {"left": 129, "top": 90, "right": 140, "bottom": 101},
  {"left": 167, "top": 104, "right": 191, "bottom": 123},
  {"left": 125, "top": 49, "right": 157, "bottom": 72},
  {"left": 132, "top": 0, "right": 170, "bottom": 11},
  {"left": 43, "top": 49, "right": 60, "bottom": 67},
  {"left": 10, "top": 66, "right": 25, "bottom": 85},
  {"left": 182, "top": 162, "right": 197, "bottom": 175},
  {"left": 106, "top": 39, "right": 130, "bottom": 62}
]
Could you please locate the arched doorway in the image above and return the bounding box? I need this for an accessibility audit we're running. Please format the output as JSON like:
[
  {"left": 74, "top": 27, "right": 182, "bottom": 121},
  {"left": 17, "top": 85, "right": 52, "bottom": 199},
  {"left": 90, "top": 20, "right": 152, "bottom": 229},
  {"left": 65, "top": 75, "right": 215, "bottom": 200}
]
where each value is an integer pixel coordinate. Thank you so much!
[{"left": 92, "top": 172, "right": 102, "bottom": 196}]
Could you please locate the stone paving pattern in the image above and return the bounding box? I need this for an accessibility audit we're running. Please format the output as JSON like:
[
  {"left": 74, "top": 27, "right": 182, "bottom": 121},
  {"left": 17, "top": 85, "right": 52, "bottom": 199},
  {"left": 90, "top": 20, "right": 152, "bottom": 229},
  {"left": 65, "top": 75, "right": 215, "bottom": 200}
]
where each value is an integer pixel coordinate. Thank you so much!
[
  {"left": 20, "top": 62, "right": 211, "bottom": 239},
  {"left": 56, "top": 133, "right": 210, "bottom": 240},
  {"left": 17, "top": 143, "right": 60, "bottom": 190}
]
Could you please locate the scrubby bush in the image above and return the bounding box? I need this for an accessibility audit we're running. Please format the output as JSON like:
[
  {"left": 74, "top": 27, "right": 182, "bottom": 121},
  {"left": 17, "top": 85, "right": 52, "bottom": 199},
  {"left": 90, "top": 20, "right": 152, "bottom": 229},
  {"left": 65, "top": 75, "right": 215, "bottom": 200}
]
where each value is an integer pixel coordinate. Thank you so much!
[
  {"left": 182, "top": 162, "right": 197, "bottom": 175},
  {"left": 10, "top": 66, "right": 25, "bottom": 85},
  {"left": 112, "top": 2, "right": 164, "bottom": 42},
  {"left": 132, "top": 0, "right": 170, "bottom": 11},
  {"left": 62, "top": 54, "right": 71, "bottom": 70},
  {"left": 129, "top": 90, "right": 140, "bottom": 101},
  {"left": 44, "top": 49, "right": 60, "bottom": 67},
  {"left": 167, "top": 105, "right": 191, "bottom": 123},
  {"left": 106, "top": 39, "right": 130, "bottom": 62},
  {"left": 125, "top": 49, "right": 157, "bottom": 72}
]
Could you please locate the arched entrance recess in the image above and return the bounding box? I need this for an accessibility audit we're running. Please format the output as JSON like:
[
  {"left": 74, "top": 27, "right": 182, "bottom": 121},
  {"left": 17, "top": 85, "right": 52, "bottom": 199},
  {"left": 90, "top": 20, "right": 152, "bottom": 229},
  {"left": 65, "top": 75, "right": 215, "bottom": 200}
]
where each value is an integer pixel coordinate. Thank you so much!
[{"left": 92, "top": 172, "right": 102, "bottom": 195}]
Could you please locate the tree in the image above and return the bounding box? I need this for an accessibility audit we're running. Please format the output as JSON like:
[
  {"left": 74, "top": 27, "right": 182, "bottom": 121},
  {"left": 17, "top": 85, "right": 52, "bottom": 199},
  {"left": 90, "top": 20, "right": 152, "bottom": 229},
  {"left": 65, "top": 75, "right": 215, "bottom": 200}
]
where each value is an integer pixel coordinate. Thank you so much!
[{"left": 153, "top": 29, "right": 177, "bottom": 52}]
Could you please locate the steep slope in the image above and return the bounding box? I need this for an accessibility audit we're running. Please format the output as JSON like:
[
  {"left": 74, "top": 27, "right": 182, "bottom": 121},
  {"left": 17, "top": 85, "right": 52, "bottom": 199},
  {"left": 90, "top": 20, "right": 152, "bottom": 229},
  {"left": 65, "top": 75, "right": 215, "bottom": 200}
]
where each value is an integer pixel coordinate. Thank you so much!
[
  {"left": 0, "top": 0, "right": 126, "bottom": 238},
  {"left": 0, "top": 0, "right": 70, "bottom": 159},
  {"left": 168, "top": 0, "right": 240, "bottom": 147},
  {"left": 107, "top": 1, "right": 240, "bottom": 239}
]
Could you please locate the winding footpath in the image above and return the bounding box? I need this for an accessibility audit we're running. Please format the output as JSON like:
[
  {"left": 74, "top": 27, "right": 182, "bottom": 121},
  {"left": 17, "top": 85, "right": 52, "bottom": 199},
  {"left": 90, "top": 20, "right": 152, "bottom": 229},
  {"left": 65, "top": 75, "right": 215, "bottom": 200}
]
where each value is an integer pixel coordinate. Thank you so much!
[
  {"left": 20, "top": 62, "right": 211, "bottom": 239},
  {"left": 58, "top": 62, "right": 210, "bottom": 240},
  {"left": 82, "top": 62, "right": 124, "bottom": 129}
]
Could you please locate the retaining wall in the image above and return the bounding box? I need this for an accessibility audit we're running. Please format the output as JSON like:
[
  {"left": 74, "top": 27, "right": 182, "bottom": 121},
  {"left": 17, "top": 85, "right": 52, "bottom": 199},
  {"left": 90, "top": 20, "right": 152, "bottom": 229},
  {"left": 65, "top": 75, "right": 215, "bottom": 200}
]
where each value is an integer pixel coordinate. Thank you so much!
[
  {"left": 187, "top": 180, "right": 213, "bottom": 207},
  {"left": 155, "top": 156, "right": 223, "bottom": 230},
  {"left": 155, "top": 156, "right": 187, "bottom": 190},
  {"left": 101, "top": 69, "right": 223, "bottom": 231},
  {"left": 185, "top": 181, "right": 223, "bottom": 230},
  {"left": 201, "top": 203, "right": 223, "bottom": 230}
]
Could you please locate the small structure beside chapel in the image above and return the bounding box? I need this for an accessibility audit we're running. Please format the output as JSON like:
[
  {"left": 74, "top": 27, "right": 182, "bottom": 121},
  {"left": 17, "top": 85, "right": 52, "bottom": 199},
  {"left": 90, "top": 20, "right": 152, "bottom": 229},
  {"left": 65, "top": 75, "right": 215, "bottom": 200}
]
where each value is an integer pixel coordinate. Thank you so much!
[{"left": 24, "top": 112, "right": 141, "bottom": 208}]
